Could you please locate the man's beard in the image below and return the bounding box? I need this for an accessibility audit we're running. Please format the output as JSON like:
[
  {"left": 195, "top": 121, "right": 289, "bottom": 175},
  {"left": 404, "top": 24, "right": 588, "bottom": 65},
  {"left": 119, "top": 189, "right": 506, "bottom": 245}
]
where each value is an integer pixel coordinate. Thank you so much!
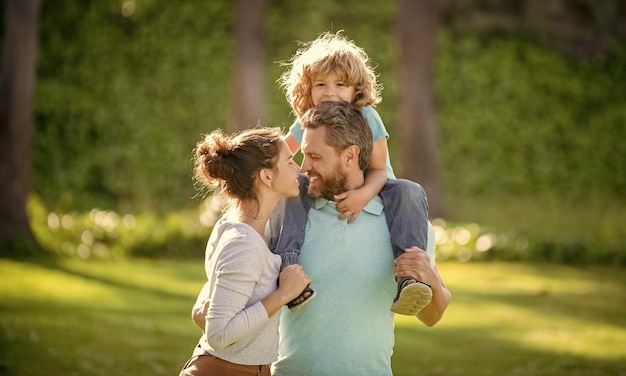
[{"left": 307, "top": 166, "right": 349, "bottom": 201}]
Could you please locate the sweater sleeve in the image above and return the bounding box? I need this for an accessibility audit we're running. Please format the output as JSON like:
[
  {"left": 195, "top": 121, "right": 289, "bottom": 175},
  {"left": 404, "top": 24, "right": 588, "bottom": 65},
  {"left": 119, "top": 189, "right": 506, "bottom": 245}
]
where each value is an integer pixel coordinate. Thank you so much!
[{"left": 204, "top": 231, "right": 270, "bottom": 350}]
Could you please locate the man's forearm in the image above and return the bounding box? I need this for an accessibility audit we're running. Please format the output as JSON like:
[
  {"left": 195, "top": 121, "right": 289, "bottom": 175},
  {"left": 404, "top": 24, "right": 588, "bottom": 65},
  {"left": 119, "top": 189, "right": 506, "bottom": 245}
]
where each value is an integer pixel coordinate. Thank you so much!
[{"left": 417, "top": 269, "right": 451, "bottom": 326}]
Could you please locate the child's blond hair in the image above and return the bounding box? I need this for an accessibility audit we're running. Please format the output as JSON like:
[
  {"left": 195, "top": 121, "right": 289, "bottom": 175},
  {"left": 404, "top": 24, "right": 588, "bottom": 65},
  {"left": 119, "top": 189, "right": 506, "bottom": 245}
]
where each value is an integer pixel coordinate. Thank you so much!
[{"left": 278, "top": 31, "right": 382, "bottom": 118}]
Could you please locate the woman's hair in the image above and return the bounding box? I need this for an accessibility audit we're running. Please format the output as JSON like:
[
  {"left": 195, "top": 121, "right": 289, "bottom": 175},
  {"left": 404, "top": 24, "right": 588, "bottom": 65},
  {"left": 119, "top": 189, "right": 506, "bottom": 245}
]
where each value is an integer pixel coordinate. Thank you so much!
[
  {"left": 193, "top": 127, "right": 284, "bottom": 204},
  {"left": 301, "top": 101, "right": 373, "bottom": 171},
  {"left": 278, "top": 31, "right": 382, "bottom": 118}
]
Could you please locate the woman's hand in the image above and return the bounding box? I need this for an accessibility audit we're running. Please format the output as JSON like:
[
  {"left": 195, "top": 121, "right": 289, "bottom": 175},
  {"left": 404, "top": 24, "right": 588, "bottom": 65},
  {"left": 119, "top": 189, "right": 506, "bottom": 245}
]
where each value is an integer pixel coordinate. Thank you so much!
[
  {"left": 262, "top": 264, "right": 312, "bottom": 317},
  {"left": 277, "top": 264, "right": 312, "bottom": 302}
]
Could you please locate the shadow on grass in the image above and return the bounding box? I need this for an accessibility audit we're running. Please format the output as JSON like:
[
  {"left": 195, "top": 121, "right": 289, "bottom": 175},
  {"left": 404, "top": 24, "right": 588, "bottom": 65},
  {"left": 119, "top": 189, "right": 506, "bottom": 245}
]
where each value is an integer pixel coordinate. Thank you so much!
[
  {"left": 0, "top": 255, "right": 202, "bottom": 376},
  {"left": 448, "top": 275, "right": 626, "bottom": 328},
  {"left": 2, "top": 251, "right": 201, "bottom": 302},
  {"left": 3, "top": 255, "right": 624, "bottom": 376}
]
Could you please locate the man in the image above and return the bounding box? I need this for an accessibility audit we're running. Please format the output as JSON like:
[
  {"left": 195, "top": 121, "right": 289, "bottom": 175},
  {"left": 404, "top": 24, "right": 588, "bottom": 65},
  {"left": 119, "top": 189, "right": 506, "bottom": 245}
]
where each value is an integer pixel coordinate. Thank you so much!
[{"left": 269, "top": 101, "right": 451, "bottom": 375}]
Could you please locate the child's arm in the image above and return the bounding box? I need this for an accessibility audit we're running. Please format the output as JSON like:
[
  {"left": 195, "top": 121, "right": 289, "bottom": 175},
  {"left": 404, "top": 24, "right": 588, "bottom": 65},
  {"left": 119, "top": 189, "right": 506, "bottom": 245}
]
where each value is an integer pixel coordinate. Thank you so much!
[{"left": 335, "top": 138, "right": 388, "bottom": 223}]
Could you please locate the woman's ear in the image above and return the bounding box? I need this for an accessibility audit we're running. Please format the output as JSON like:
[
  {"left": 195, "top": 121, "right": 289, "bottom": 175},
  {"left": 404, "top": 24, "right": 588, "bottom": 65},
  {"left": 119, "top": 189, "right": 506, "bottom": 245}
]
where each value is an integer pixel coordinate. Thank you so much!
[{"left": 259, "top": 168, "right": 273, "bottom": 188}]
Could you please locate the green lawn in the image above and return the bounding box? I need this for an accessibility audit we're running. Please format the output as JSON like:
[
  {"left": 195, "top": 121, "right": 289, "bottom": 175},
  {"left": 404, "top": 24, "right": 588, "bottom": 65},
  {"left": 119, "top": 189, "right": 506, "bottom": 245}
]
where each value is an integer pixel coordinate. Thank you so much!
[{"left": 1, "top": 256, "right": 624, "bottom": 376}]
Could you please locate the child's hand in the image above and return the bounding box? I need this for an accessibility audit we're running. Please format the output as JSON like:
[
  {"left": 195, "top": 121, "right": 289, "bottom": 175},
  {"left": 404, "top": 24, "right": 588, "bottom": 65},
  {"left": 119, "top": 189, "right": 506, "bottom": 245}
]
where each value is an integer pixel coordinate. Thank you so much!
[{"left": 334, "top": 188, "right": 370, "bottom": 224}]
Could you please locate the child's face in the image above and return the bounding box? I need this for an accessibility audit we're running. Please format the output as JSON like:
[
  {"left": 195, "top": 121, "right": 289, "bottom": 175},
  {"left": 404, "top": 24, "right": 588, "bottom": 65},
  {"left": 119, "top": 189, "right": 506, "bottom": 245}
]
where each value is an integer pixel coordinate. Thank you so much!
[{"left": 311, "top": 72, "right": 355, "bottom": 106}]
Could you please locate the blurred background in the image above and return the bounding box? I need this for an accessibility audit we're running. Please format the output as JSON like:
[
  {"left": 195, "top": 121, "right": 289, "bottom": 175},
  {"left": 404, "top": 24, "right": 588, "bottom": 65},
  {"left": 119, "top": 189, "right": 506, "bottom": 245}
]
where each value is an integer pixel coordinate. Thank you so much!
[
  {"left": 2, "top": 0, "right": 626, "bottom": 262},
  {"left": 2, "top": 1, "right": 626, "bottom": 375}
]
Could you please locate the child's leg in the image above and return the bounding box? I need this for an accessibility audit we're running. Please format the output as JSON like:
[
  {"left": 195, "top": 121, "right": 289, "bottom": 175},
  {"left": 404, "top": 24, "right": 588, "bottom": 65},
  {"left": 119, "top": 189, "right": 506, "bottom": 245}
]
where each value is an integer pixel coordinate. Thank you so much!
[
  {"left": 379, "top": 179, "right": 429, "bottom": 257},
  {"left": 270, "top": 175, "right": 309, "bottom": 265},
  {"left": 379, "top": 179, "right": 432, "bottom": 315},
  {"left": 269, "top": 174, "right": 316, "bottom": 312}
]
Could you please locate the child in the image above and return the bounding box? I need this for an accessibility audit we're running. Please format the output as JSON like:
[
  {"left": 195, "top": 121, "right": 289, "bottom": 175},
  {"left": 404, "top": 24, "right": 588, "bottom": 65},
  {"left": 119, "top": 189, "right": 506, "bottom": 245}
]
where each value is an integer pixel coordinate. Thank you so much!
[{"left": 274, "top": 31, "right": 436, "bottom": 315}]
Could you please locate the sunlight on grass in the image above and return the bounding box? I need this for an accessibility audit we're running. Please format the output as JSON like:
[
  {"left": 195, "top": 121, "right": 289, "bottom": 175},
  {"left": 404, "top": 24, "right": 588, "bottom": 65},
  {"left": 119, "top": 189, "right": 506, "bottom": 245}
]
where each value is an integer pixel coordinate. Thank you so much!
[
  {"left": 522, "top": 325, "right": 625, "bottom": 359},
  {"left": 394, "top": 262, "right": 626, "bottom": 375},
  {"left": 2, "top": 257, "right": 625, "bottom": 376},
  {"left": 0, "top": 257, "right": 204, "bottom": 376},
  {"left": 0, "top": 260, "right": 112, "bottom": 303}
]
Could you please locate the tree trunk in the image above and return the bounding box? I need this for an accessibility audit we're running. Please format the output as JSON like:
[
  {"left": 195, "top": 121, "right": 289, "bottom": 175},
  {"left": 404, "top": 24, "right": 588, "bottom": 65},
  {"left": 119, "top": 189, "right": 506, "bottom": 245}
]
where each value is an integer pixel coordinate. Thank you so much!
[
  {"left": 395, "top": 0, "right": 446, "bottom": 219},
  {"left": 228, "top": 0, "right": 267, "bottom": 132},
  {"left": 0, "top": 0, "right": 40, "bottom": 249}
]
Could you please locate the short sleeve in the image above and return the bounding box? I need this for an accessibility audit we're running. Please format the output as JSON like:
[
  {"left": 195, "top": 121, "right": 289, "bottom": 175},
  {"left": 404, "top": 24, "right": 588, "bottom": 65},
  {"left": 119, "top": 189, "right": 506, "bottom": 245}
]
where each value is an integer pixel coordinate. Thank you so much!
[
  {"left": 288, "top": 119, "right": 304, "bottom": 144},
  {"left": 362, "top": 106, "right": 389, "bottom": 142}
]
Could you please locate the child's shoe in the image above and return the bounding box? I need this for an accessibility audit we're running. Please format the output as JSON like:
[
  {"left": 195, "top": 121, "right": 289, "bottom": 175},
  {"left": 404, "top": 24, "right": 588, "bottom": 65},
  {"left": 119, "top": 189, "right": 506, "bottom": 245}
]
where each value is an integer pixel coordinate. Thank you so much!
[
  {"left": 287, "top": 286, "right": 316, "bottom": 312},
  {"left": 390, "top": 277, "right": 432, "bottom": 315}
]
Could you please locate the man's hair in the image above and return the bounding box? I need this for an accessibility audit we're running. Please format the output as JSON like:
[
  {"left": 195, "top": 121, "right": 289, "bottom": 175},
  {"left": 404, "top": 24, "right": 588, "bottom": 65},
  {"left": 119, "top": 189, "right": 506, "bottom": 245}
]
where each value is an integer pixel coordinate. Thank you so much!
[{"left": 300, "top": 101, "right": 373, "bottom": 170}]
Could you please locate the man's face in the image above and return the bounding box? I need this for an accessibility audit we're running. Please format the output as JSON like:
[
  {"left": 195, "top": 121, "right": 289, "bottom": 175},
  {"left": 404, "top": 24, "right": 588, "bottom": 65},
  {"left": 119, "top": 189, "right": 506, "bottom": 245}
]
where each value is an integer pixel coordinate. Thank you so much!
[{"left": 300, "top": 126, "right": 349, "bottom": 200}]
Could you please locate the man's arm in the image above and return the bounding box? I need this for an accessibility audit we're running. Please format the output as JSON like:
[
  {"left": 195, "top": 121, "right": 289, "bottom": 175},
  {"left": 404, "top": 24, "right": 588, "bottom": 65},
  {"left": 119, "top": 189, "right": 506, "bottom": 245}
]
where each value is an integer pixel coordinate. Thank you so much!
[{"left": 394, "top": 246, "right": 451, "bottom": 326}]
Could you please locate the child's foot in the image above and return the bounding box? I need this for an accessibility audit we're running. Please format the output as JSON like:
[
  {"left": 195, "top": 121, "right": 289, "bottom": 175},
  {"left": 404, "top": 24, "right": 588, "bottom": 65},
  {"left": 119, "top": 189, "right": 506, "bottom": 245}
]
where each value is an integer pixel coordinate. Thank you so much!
[
  {"left": 390, "top": 277, "right": 432, "bottom": 315},
  {"left": 287, "top": 286, "right": 316, "bottom": 312}
]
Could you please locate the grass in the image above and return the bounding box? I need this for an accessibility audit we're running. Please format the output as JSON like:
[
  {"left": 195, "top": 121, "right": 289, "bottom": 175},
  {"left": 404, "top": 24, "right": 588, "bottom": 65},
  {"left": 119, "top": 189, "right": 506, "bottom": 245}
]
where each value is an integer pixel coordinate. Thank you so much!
[
  {"left": 393, "top": 262, "right": 626, "bottom": 375},
  {"left": 1, "top": 256, "right": 625, "bottom": 376}
]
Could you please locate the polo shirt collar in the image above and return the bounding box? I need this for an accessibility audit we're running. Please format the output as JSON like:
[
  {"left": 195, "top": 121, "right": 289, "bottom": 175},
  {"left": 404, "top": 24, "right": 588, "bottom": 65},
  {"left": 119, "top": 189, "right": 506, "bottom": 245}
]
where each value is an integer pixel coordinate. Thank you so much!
[{"left": 312, "top": 196, "right": 384, "bottom": 216}]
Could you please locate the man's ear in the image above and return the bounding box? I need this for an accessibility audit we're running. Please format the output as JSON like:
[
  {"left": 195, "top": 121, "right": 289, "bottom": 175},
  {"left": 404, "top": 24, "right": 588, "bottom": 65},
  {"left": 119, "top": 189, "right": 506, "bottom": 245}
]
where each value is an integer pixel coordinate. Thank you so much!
[{"left": 342, "top": 145, "right": 360, "bottom": 168}]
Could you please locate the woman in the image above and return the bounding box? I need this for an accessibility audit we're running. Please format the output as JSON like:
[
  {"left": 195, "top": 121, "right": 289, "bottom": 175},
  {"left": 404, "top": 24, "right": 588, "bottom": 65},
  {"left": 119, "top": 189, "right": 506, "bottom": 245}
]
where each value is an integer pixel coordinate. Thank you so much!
[{"left": 179, "top": 127, "right": 312, "bottom": 376}]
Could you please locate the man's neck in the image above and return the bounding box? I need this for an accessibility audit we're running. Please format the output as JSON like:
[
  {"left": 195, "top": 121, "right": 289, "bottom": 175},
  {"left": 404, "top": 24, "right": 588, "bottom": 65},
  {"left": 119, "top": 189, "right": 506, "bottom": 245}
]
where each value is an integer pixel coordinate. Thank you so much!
[{"left": 343, "top": 169, "right": 366, "bottom": 192}]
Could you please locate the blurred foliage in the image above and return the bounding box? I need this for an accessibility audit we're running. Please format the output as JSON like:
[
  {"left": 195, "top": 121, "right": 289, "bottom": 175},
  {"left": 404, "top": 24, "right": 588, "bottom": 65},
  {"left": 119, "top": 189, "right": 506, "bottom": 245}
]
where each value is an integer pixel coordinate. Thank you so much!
[
  {"left": 436, "top": 34, "right": 626, "bottom": 199},
  {"left": 35, "top": 0, "right": 234, "bottom": 212},
  {"left": 7, "top": 0, "right": 625, "bottom": 262},
  {"left": 28, "top": 194, "right": 214, "bottom": 260},
  {"left": 31, "top": 0, "right": 626, "bottom": 212},
  {"left": 28, "top": 194, "right": 626, "bottom": 265}
]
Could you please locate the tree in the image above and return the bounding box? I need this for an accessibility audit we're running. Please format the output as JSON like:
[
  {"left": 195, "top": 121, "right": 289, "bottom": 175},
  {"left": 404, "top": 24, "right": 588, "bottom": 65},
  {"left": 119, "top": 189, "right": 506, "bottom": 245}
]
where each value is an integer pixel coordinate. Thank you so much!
[
  {"left": 395, "top": 0, "right": 446, "bottom": 218},
  {"left": 228, "top": 0, "right": 268, "bottom": 132},
  {"left": 0, "top": 0, "right": 41, "bottom": 250}
]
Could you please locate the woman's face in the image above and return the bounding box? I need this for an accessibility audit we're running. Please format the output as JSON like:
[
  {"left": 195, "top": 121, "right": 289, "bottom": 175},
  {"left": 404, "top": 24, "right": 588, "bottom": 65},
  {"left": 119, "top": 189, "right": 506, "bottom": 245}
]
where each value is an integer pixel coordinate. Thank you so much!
[
  {"left": 270, "top": 139, "right": 301, "bottom": 198},
  {"left": 310, "top": 71, "right": 355, "bottom": 106}
]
